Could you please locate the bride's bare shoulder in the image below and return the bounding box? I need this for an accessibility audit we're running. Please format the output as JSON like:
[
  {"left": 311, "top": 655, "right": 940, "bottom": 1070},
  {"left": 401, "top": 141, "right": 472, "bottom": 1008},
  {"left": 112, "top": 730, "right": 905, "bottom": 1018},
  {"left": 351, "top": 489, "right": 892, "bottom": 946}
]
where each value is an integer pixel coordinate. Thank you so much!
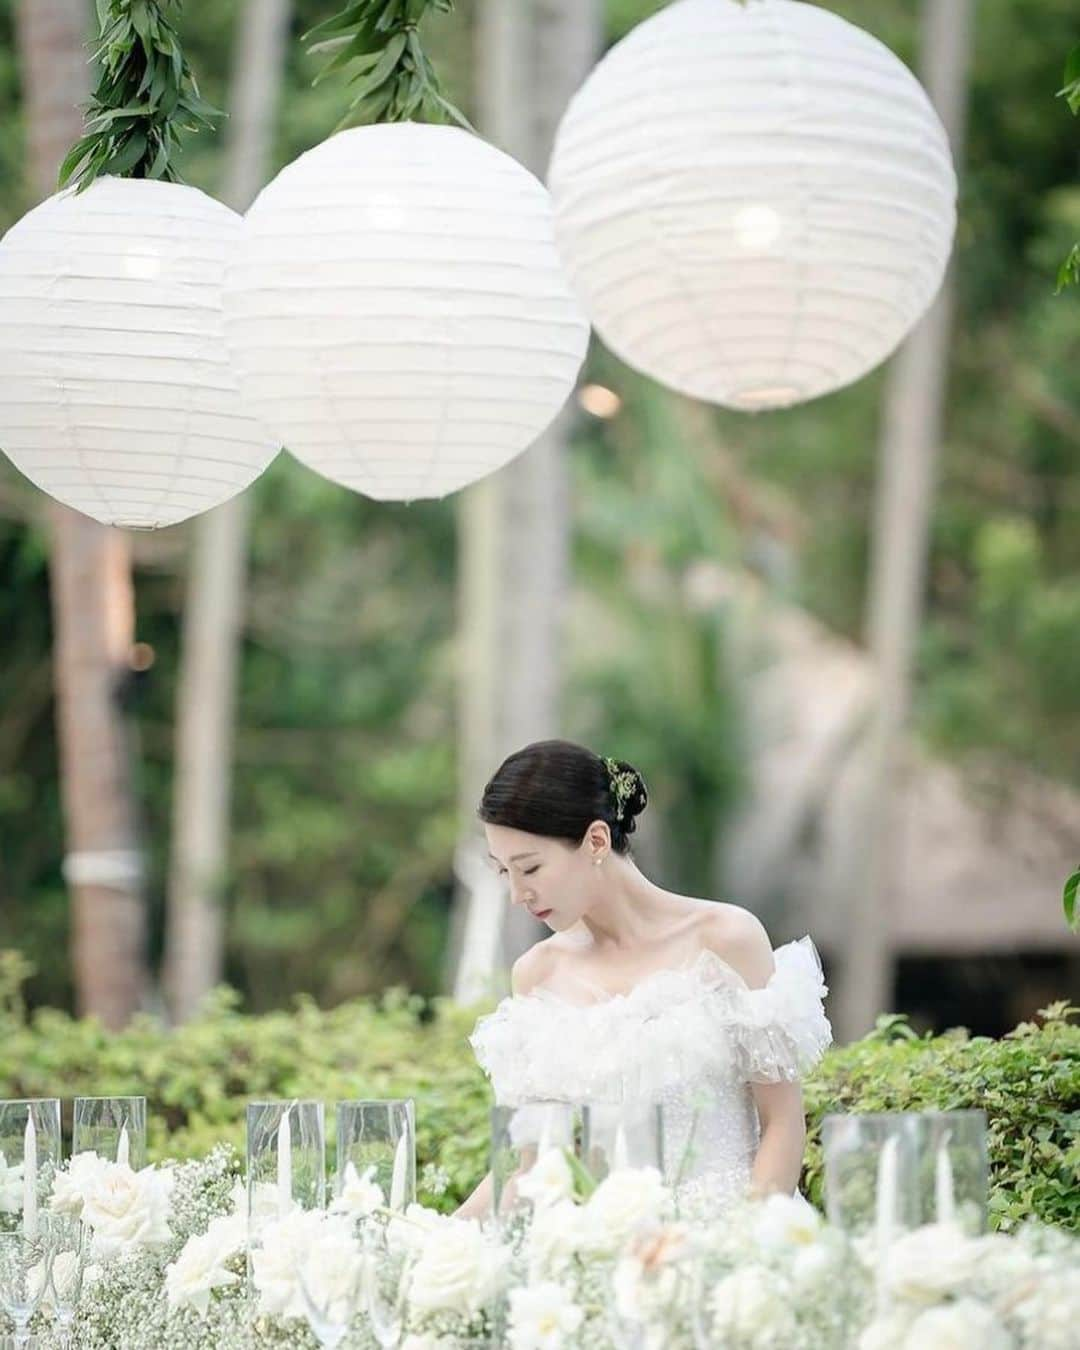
[
  {"left": 691, "top": 900, "right": 775, "bottom": 986},
  {"left": 510, "top": 936, "right": 565, "bottom": 996}
]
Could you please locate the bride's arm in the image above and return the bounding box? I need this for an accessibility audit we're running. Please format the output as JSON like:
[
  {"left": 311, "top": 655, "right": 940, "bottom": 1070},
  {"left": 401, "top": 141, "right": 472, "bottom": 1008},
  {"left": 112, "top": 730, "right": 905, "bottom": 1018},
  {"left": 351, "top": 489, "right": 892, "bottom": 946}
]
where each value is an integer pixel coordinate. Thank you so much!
[
  {"left": 748, "top": 1080, "right": 807, "bottom": 1197},
  {"left": 704, "top": 908, "right": 809, "bottom": 1198}
]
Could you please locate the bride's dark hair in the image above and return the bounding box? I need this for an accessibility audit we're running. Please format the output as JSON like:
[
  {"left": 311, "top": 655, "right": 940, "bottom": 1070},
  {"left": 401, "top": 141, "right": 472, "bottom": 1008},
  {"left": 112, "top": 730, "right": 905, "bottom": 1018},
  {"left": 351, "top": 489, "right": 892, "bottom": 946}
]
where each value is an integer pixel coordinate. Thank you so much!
[{"left": 478, "top": 739, "right": 648, "bottom": 855}]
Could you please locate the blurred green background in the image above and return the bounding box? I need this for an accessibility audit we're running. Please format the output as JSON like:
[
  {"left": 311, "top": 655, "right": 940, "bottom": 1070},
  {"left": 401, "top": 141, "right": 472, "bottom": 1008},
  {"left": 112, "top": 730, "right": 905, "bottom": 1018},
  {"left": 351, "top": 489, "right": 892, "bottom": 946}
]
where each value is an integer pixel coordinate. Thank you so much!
[{"left": 0, "top": 0, "right": 1077, "bottom": 1019}]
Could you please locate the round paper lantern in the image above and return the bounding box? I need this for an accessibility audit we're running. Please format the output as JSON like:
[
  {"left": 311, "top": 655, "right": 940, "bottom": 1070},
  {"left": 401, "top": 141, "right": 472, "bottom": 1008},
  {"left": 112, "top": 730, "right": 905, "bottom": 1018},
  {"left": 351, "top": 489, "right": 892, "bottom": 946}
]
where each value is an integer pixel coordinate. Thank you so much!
[
  {"left": 548, "top": 0, "right": 957, "bottom": 411},
  {"left": 223, "top": 123, "right": 590, "bottom": 502},
  {"left": 0, "top": 177, "right": 278, "bottom": 528}
]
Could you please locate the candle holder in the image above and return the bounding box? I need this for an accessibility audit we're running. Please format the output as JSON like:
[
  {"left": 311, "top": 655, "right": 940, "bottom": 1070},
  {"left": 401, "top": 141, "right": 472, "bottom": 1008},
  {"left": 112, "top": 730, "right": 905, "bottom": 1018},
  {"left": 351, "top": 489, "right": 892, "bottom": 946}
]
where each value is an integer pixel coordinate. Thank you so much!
[
  {"left": 583, "top": 1101, "right": 665, "bottom": 1181},
  {"left": 335, "top": 1100, "right": 415, "bottom": 1215},
  {"left": 822, "top": 1112, "right": 922, "bottom": 1236},
  {"left": 246, "top": 1101, "right": 325, "bottom": 1222},
  {"left": 0, "top": 1100, "right": 61, "bottom": 1238},
  {"left": 490, "top": 1102, "right": 587, "bottom": 1225},
  {"left": 915, "top": 1110, "right": 987, "bottom": 1233},
  {"left": 72, "top": 1096, "right": 146, "bottom": 1169}
]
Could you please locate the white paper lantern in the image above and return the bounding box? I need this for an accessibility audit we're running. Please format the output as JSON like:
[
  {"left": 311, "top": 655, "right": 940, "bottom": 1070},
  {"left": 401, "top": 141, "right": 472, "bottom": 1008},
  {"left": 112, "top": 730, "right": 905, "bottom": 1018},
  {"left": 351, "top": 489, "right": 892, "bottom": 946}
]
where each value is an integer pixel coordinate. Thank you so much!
[
  {"left": 549, "top": 0, "right": 957, "bottom": 411},
  {"left": 0, "top": 177, "right": 278, "bottom": 529},
  {"left": 223, "top": 123, "right": 590, "bottom": 502}
]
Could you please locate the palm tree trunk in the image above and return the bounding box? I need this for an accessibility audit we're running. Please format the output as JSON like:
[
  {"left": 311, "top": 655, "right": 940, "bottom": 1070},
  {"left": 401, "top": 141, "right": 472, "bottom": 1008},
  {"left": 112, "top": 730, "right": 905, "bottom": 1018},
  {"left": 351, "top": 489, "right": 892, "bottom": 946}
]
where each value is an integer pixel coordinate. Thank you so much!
[
  {"left": 833, "top": 0, "right": 975, "bottom": 1041},
  {"left": 449, "top": 0, "right": 600, "bottom": 993},
  {"left": 163, "top": 0, "right": 291, "bottom": 1024},
  {"left": 15, "top": 0, "right": 147, "bottom": 1029}
]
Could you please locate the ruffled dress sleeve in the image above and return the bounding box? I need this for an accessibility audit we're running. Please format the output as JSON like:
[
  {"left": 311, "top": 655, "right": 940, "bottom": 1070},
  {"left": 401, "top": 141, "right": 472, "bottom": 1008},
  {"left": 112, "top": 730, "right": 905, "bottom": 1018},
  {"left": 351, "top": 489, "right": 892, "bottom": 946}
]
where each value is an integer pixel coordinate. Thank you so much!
[{"left": 468, "top": 935, "right": 832, "bottom": 1106}]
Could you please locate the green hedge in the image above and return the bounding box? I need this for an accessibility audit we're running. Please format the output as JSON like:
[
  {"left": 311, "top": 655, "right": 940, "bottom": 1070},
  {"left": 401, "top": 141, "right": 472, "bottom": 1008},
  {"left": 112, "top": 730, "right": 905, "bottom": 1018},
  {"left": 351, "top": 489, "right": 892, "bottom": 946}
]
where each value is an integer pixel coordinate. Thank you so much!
[{"left": 2, "top": 953, "right": 1076, "bottom": 1231}]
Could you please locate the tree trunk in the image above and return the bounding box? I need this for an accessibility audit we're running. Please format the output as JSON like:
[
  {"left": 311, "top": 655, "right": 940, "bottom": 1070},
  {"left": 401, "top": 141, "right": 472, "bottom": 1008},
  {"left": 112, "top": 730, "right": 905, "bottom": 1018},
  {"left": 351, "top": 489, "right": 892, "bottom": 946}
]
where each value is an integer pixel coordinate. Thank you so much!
[
  {"left": 832, "top": 0, "right": 975, "bottom": 1042},
  {"left": 15, "top": 0, "right": 148, "bottom": 1030},
  {"left": 163, "top": 0, "right": 291, "bottom": 1024},
  {"left": 449, "top": 0, "right": 600, "bottom": 993}
]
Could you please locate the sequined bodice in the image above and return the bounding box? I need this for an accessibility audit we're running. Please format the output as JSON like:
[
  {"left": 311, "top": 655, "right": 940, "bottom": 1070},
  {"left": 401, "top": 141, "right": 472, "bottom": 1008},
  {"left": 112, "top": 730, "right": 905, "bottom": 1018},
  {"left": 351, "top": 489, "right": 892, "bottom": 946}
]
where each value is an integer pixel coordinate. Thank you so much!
[{"left": 469, "top": 936, "right": 832, "bottom": 1217}]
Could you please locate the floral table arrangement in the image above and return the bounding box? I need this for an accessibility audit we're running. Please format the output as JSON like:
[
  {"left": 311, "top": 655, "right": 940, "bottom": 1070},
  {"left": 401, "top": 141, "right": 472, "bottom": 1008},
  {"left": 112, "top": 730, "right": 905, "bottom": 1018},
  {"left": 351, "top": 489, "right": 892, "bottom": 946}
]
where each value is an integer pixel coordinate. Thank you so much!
[{"left": 1, "top": 1131, "right": 1076, "bottom": 1350}]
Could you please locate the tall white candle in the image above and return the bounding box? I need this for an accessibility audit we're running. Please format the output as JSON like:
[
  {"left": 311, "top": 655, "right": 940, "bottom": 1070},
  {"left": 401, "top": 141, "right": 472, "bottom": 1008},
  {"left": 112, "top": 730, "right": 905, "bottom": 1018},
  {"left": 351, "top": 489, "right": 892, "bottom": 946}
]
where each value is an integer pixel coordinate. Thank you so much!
[
  {"left": 277, "top": 1107, "right": 292, "bottom": 1217},
  {"left": 117, "top": 1121, "right": 131, "bottom": 1168},
  {"left": 22, "top": 1111, "right": 38, "bottom": 1240},
  {"left": 389, "top": 1129, "right": 409, "bottom": 1211},
  {"left": 935, "top": 1131, "right": 955, "bottom": 1224},
  {"left": 874, "top": 1134, "right": 899, "bottom": 1310},
  {"left": 613, "top": 1122, "right": 631, "bottom": 1171}
]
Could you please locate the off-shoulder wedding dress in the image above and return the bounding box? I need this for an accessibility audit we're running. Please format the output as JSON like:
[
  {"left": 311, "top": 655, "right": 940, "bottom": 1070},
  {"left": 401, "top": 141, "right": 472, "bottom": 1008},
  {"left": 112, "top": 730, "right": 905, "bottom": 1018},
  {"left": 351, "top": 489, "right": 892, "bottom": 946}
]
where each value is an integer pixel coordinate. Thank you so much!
[{"left": 469, "top": 936, "right": 832, "bottom": 1216}]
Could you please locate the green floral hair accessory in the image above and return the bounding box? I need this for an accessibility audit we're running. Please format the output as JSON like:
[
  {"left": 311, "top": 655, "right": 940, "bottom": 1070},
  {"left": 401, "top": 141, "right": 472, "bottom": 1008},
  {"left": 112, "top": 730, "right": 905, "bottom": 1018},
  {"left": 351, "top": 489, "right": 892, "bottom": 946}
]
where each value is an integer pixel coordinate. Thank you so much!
[{"left": 602, "top": 756, "right": 639, "bottom": 823}]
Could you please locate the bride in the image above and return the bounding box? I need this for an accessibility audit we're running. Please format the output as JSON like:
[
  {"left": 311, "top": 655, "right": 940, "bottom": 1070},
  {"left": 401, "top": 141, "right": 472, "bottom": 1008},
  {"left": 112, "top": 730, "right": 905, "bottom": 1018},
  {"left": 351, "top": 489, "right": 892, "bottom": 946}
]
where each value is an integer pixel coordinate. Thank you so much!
[{"left": 455, "top": 739, "right": 832, "bottom": 1220}]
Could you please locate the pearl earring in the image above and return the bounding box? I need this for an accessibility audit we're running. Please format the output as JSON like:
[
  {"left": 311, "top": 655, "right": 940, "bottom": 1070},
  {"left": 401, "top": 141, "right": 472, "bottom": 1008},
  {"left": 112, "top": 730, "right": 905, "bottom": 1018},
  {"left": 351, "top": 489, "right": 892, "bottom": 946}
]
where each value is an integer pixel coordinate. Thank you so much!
[{"left": 594, "top": 857, "right": 603, "bottom": 867}]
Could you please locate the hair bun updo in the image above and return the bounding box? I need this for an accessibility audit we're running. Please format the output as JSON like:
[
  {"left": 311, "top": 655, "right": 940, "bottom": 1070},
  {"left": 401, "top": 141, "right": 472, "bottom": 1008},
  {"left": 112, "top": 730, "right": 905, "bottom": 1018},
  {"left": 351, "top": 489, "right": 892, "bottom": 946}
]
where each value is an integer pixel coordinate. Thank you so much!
[{"left": 478, "top": 739, "right": 649, "bottom": 855}]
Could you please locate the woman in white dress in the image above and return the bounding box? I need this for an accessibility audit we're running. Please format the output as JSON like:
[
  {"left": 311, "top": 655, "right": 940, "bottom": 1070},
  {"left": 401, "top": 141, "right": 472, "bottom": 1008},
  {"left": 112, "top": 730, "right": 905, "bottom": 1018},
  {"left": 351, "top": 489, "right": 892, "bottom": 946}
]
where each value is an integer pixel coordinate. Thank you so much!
[{"left": 457, "top": 739, "right": 832, "bottom": 1221}]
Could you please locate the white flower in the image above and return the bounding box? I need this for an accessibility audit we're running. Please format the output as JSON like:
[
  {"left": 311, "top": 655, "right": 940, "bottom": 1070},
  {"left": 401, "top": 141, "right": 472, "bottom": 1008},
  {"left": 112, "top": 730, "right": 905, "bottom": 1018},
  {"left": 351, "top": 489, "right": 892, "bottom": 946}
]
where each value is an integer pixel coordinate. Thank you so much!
[
  {"left": 517, "top": 1148, "right": 575, "bottom": 1211},
  {"left": 710, "top": 1265, "right": 797, "bottom": 1346},
  {"left": 49, "top": 1151, "right": 112, "bottom": 1219},
  {"left": 1013, "top": 1274, "right": 1080, "bottom": 1350},
  {"left": 298, "top": 1235, "right": 364, "bottom": 1327},
  {"left": 612, "top": 1224, "right": 691, "bottom": 1322},
  {"left": 330, "top": 1161, "right": 385, "bottom": 1219},
  {"left": 165, "top": 1218, "right": 243, "bottom": 1317},
  {"left": 582, "top": 1167, "right": 670, "bottom": 1250},
  {"left": 252, "top": 1209, "right": 356, "bottom": 1321},
  {"left": 524, "top": 1200, "right": 592, "bottom": 1278},
  {"left": 402, "top": 1336, "right": 456, "bottom": 1350},
  {"left": 901, "top": 1298, "right": 1013, "bottom": 1350},
  {"left": 80, "top": 1161, "right": 174, "bottom": 1259},
  {"left": 409, "top": 1220, "right": 506, "bottom": 1318},
  {"left": 230, "top": 1177, "right": 281, "bottom": 1224},
  {"left": 886, "top": 1223, "right": 981, "bottom": 1306},
  {"left": 0, "top": 1150, "right": 24, "bottom": 1214},
  {"left": 508, "top": 1281, "right": 584, "bottom": 1350},
  {"left": 749, "top": 1192, "right": 825, "bottom": 1252},
  {"left": 857, "top": 1314, "right": 913, "bottom": 1350}
]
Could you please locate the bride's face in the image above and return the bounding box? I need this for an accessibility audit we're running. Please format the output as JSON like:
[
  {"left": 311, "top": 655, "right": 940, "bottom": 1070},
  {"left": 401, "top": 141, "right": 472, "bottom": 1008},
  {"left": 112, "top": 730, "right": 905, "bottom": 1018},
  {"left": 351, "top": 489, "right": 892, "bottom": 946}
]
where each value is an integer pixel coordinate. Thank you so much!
[{"left": 485, "top": 824, "right": 599, "bottom": 931}]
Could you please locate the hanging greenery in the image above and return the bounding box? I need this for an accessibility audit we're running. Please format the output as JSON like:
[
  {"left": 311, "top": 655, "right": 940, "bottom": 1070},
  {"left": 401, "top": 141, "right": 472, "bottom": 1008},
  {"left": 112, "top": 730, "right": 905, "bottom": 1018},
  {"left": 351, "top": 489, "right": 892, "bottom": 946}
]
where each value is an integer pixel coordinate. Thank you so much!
[
  {"left": 59, "top": 0, "right": 220, "bottom": 192},
  {"left": 303, "top": 0, "right": 471, "bottom": 131}
]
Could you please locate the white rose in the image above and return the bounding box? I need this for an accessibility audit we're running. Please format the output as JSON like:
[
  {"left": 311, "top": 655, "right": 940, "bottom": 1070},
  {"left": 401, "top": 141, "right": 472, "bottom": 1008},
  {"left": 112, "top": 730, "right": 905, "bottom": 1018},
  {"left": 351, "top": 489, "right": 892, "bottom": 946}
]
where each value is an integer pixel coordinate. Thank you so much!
[
  {"left": 49, "top": 1151, "right": 112, "bottom": 1219},
  {"left": 902, "top": 1298, "right": 1013, "bottom": 1350},
  {"left": 524, "top": 1200, "right": 592, "bottom": 1278},
  {"left": 409, "top": 1222, "right": 506, "bottom": 1318},
  {"left": 516, "top": 1149, "right": 575, "bottom": 1211},
  {"left": 1014, "top": 1274, "right": 1080, "bottom": 1350},
  {"left": 0, "top": 1150, "right": 23, "bottom": 1214},
  {"left": 387, "top": 1202, "right": 454, "bottom": 1257},
  {"left": 330, "top": 1161, "right": 385, "bottom": 1219},
  {"left": 508, "top": 1281, "right": 584, "bottom": 1350},
  {"left": 710, "top": 1265, "right": 796, "bottom": 1345},
  {"left": 886, "top": 1224, "right": 981, "bottom": 1305},
  {"left": 298, "top": 1232, "right": 364, "bottom": 1326},
  {"left": 165, "top": 1224, "right": 242, "bottom": 1317},
  {"left": 790, "top": 1240, "right": 836, "bottom": 1292},
  {"left": 750, "top": 1192, "right": 824, "bottom": 1252},
  {"left": 204, "top": 1211, "right": 247, "bottom": 1260},
  {"left": 857, "top": 1314, "right": 914, "bottom": 1350},
  {"left": 252, "top": 1209, "right": 355, "bottom": 1320},
  {"left": 582, "top": 1167, "right": 670, "bottom": 1250},
  {"left": 81, "top": 1162, "right": 174, "bottom": 1259}
]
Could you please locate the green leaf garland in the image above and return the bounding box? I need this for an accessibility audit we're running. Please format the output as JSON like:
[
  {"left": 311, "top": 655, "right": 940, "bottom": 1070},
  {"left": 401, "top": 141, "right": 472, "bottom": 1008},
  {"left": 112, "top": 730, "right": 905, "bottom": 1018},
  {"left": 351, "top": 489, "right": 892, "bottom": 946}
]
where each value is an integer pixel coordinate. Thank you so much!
[
  {"left": 303, "top": 0, "right": 472, "bottom": 132},
  {"left": 60, "top": 0, "right": 221, "bottom": 192}
]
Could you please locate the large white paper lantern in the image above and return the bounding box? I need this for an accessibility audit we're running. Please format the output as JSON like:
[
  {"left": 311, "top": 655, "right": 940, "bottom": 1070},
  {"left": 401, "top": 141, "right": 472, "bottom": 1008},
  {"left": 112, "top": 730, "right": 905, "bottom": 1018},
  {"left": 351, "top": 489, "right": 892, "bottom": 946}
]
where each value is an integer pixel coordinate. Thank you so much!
[
  {"left": 0, "top": 177, "right": 278, "bottom": 529},
  {"left": 549, "top": 0, "right": 957, "bottom": 411},
  {"left": 224, "top": 123, "right": 590, "bottom": 502}
]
